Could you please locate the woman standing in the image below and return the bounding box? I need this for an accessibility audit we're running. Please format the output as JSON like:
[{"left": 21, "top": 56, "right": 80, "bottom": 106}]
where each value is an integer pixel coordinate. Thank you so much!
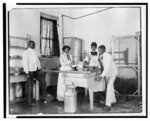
[
  {"left": 57, "top": 45, "right": 74, "bottom": 101},
  {"left": 84, "top": 42, "right": 100, "bottom": 68}
]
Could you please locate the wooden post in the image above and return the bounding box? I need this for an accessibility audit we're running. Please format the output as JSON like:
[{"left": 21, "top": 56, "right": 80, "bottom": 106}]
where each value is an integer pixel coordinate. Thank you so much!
[
  {"left": 112, "top": 36, "right": 114, "bottom": 58},
  {"left": 89, "top": 89, "right": 94, "bottom": 110},
  {"left": 85, "top": 88, "right": 88, "bottom": 96},
  {"left": 136, "top": 32, "right": 141, "bottom": 96}
]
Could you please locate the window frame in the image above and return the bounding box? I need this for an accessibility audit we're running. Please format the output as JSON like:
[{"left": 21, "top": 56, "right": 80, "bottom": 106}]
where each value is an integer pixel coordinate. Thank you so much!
[{"left": 40, "top": 13, "right": 59, "bottom": 57}]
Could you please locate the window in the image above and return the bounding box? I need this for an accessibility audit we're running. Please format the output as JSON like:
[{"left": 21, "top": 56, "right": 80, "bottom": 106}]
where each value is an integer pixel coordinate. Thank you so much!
[{"left": 40, "top": 17, "right": 60, "bottom": 57}]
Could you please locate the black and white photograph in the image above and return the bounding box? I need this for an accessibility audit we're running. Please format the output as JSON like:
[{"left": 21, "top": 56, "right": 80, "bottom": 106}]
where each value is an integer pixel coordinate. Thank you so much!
[{"left": 3, "top": 2, "right": 148, "bottom": 118}]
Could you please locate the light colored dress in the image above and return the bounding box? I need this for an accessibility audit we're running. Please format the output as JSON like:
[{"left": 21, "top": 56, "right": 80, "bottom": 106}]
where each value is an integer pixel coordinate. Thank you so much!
[{"left": 57, "top": 53, "right": 73, "bottom": 101}]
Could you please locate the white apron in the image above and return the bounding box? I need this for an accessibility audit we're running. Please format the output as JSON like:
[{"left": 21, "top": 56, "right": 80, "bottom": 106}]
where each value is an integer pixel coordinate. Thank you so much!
[
  {"left": 89, "top": 55, "right": 100, "bottom": 67},
  {"left": 57, "top": 53, "right": 73, "bottom": 101},
  {"left": 84, "top": 51, "right": 100, "bottom": 67}
]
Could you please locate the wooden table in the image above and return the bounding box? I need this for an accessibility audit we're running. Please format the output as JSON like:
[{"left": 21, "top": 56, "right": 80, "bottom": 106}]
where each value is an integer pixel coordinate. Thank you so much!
[{"left": 42, "top": 69, "right": 105, "bottom": 110}]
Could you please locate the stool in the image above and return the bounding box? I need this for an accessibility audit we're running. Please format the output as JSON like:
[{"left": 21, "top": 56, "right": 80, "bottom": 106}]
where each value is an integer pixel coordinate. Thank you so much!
[{"left": 33, "top": 79, "right": 39, "bottom": 101}]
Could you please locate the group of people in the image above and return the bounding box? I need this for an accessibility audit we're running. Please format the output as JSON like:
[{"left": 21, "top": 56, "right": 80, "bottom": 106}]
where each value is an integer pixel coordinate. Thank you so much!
[{"left": 22, "top": 40, "right": 118, "bottom": 112}]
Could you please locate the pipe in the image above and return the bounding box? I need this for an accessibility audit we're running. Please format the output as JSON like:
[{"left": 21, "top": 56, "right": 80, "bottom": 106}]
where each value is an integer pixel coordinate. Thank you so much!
[
  {"left": 62, "top": 15, "right": 64, "bottom": 45},
  {"left": 75, "top": 7, "right": 113, "bottom": 19},
  {"left": 62, "top": 14, "right": 75, "bottom": 20},
  {"left": 62, "top": 7, "right": 113, "bottom": 20}
]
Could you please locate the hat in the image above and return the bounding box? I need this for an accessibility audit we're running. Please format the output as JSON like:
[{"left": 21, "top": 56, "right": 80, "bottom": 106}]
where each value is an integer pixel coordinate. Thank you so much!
[{"left": 62, "top": 45, "right": 71, "bottom": 51}]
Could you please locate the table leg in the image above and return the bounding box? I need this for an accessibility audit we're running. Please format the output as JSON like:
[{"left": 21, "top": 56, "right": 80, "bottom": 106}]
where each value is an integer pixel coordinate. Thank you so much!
[
  {"left": 89, "top": 89, "right": 94, "bottom": 110},
  {"left": 85, "top": 88, "right": 88, "bottom": 96}
]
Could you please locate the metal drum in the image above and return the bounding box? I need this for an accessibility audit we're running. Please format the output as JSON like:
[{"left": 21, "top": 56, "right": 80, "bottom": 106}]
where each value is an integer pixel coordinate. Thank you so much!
[
  {"left": 64, "top": 37, "right": 82, "bottom": 64},
  {"left": 64, "top": 85, "right": 77, "bottom": 113},
  {"left": 71, "top": 38, "right": 82, "bottom": 64},
  {"left": 15, "top": 83, "right": 22, "bottom": 98},
  {"left": 10, "top": 84, "right": 15, "bottom": 101}
]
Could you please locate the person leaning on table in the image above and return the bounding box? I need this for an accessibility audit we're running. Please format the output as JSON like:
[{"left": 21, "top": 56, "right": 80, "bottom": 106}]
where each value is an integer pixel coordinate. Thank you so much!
[
  {"left": 98, "top": 45, "right": 118, "bottom": 112},
  {"left": 22, "top": 40, "right": 49, "bottom": 105}
]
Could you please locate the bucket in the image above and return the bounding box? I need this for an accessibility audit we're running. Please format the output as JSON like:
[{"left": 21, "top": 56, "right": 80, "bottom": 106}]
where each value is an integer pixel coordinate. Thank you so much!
[
  {"left": 15, "top": 83, "right": 22, "bottom": 98},
  {"left": 10, "top": 84, "right": 15, "bottom": 101}
]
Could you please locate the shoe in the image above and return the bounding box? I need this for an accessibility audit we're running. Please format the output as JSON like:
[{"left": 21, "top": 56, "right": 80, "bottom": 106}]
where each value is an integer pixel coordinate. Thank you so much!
[
  {"left": 27, "top": 99, "right": 37, "bottom": 106},
  {"left": 51, "top": 98, "right": 58, "bottom": 102},
  {"left": 103, "top": 106, "right": 111, "bottom": 112},
  {"left": 99, "top": 100, "right": 105, "bottom": 105},
  {"left": 40, "top": 99, "right": 47, "bottom": 104},
  {"left": 112, "top": 102, "right": 117, "bottom": 107},
  {"left": 94, "top": 103, "right": 105, "bottom": 108},
  {"left": 46, "top": 94, "right": 52, "bottom": 97},
  {"left": 27, "top": 102, "right": 37, "bottom": 106}
]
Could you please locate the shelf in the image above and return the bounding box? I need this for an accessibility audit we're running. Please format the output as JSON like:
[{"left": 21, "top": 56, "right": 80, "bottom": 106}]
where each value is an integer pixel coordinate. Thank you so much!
[
  {"left": 40, "top": 56, "right": 58, "bottom": 59},
  {"left": 10, "top": 58, "right": 22, "bottom": 60},
  {"left": 10, "top": 75, "right": 27, "bottom": 83},
  {"left": 117, "top": 64, "right": 138, "bottom": 67},
  {"left": 63, "top": 37, "right": 82, "bottom": 40},
  {"left": 9, "top": 36, "right": 29, "bottom": 40},
  {"left": 10, "top": 46, "right": 27, "bottom": 50}
]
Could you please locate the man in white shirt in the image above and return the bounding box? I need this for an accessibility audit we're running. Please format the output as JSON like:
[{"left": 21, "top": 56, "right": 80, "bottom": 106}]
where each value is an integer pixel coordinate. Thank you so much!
[
  {"left": 22, "top": 40, "right": 47, "bottom": 105},
  {"left": 98, "top": 45, "right": 118, "bottom": 112}
]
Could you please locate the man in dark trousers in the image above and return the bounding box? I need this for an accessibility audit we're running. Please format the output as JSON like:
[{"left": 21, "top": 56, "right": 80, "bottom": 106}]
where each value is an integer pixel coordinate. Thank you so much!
[{"left": 22, "top": 40, "right": 48, "bottom": 105}]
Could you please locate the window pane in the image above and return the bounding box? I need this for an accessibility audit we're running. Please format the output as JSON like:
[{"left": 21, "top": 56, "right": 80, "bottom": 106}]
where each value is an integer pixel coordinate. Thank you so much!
[{"left": 40, "top": 17, "right": 60, "bottom": 57}]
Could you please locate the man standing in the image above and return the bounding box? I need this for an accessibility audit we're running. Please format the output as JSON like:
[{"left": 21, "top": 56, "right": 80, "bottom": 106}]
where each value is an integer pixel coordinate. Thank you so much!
[
  {"left": 22, "top": 40, "right": 47, "bottom": 105},
  {"left": 98, "top": 45, "right": 118, "bottom": 112}
]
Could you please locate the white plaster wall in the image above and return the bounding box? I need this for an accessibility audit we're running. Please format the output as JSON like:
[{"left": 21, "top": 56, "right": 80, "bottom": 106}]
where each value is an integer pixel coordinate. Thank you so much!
[
  {"left": 72, "top": 7, "right": 140, "bottom": 78},
  {"left": 8, "top": 7, "right": 141, "bottom": 56},
  {"left": 74, "top": 7, "right": 140, "bottom": 52},
  {"left": 9, "top": 8, "right": 75, "bottom": 54},
  {"left": 9, "top": 9, "right": 40, "bottom": 52}
]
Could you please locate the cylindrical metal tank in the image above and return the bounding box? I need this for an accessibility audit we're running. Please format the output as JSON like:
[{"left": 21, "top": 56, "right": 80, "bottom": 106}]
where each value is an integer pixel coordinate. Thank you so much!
[
  {"left": 15, "top": 83, "right": 22, "bottom": 98},
  {"left": 64, "top": 37, "right": 82, "bottom": 64},
  {"left": 10, "top": 84, "right": 15, "bottom": 101},
  {"left": 64, "top": 85, "right": 77, "bottom": 113},
  {"left": 71, "top": 38, "right": 82, "bottom": 64}
]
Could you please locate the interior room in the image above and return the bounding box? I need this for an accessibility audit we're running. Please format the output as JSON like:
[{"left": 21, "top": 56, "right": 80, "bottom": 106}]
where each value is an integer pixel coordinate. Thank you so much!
[{"left": 8, "top": 4, "right": 145, "bottom": 117}]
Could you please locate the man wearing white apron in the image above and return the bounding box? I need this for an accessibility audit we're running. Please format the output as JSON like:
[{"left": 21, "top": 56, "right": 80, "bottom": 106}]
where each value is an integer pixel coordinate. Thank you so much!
[
  {"left": 57, "top": 45, "right": 74, "bottom": 101},
  {"left": 98, "top": 45, "right": 118, "bottom": 112}
]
